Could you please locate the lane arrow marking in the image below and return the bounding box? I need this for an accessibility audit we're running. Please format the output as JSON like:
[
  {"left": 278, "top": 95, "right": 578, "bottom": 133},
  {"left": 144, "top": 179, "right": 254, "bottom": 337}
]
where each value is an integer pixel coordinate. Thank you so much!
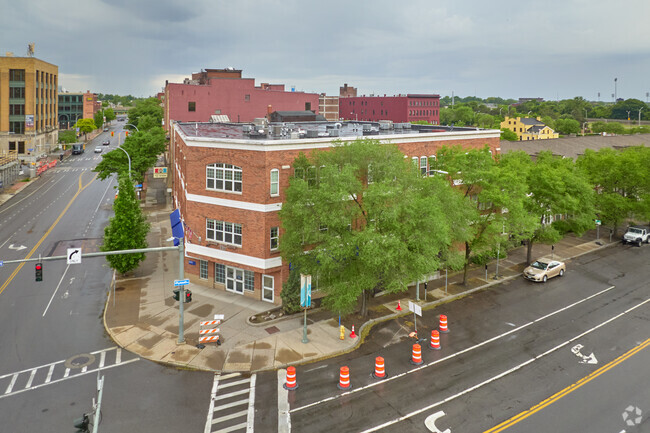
[
  {"left": 571, "top": 344, "right": 598, "bottom": 364},
  {"left": 8, "top": 244, "right": 27, "bottom": 251},
  {"left": 425, "top": 411, "right": 451, "bottom": 433}
]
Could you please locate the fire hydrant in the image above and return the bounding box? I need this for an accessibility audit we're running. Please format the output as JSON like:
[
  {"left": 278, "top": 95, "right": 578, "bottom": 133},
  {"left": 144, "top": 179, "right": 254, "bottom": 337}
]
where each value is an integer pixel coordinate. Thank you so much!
[{"left": 340, "top": 325, "right": 345, "bottom": 340}]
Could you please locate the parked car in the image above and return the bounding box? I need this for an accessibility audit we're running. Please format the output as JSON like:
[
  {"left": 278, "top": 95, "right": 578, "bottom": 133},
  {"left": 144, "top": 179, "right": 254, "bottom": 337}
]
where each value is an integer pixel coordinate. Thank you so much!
[
  {"left": 622, "top": 225, "right": 650, "bottom": 246},
  {"left": 523, "top": 257, "right": 566, "bottom": 282},
  {"left": 102, "top": 140, "right": 110, "bottom": 146},
  {"left": 94, "top": 147, "right": 102, "bottom": 153},
  {"left": 103, "top": 127, "right": 109, "bottom": 132}
]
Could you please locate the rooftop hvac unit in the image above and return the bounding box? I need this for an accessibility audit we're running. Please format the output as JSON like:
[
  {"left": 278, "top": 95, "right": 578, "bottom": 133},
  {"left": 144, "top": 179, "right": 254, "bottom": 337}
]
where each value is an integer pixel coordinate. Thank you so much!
[
  {"left": 379, "top": 123, "right": 391, "bottom": 130},
  {"left": 395, "top": 123, "right": 403, "bottom": 129},
  {"left": 290, "top": 131, "right": 300, "bottom": 139},
  {"left": 329, "top": 129, "right": 340, "bottom": 137},
  {"left": 362, "top": 124, "right": 371, "bottom": 132},
  {"left": 306, "top": 130, "right": 319, "bottom": 138},
  {"left": 403, "top": 123, "right": 412, "bottom": 129},
  {"left": 242, "top": 124, "right": 252, "bottom": 133},
  {"left": 272, "top": 125, "right": 283, "bottom": 136}
]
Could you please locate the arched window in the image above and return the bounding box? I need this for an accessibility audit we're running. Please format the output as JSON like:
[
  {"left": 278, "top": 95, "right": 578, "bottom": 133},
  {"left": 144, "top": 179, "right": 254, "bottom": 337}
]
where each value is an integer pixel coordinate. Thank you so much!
[{"left": 206, "top": 163, "right": 242, "bottom": 193}]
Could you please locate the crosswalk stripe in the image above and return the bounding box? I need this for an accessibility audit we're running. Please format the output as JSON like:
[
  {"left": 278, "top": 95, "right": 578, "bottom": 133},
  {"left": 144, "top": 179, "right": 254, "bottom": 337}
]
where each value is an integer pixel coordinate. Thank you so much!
[
  {"left": 63, "top": 368, "right": 70, "bottom": 378},
  {"left": 211, "top": 409, "right": 248, "bottom": 424},
  {"left": 213, "top": 422, "right": 248, "bottom": 433},
  {"left": 25, "top": 369, "right": 37, "bottom": 388},
  {"left": 5, "top": 374, "right": 17, "bottom": 394},
  {"left": 214, "top": 388, "right": 249, "bottom": 401},
  {"left": 99, "top": 351, "right": 106, "bottom": 368},
  {"left": 219, "top": 378, "right": 250, "bottom": 389},
  {"left": 246, "top": 375, "right": 256, "bottom": 433},
  {"left": 45, "top": 365, "right": 54, "bottom": 384},
  {"left": 214, "top": 399, "right": 249, "bottom": 412}
]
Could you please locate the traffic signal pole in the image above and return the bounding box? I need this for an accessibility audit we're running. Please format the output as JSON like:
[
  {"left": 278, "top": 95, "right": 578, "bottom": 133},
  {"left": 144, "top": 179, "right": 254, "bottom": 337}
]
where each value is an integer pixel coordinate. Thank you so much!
[{"left": 177, "top": 240, "right": 185, "bottom": 344}]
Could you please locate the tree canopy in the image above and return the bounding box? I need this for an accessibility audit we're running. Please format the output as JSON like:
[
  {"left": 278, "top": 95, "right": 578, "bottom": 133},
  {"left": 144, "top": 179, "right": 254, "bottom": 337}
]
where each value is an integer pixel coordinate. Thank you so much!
[
  {"left": 127, "top": 98, "right": 163, "bottom": 130},
  {"left": 279, "top": 138, "right": 460, "bottom": 317}
]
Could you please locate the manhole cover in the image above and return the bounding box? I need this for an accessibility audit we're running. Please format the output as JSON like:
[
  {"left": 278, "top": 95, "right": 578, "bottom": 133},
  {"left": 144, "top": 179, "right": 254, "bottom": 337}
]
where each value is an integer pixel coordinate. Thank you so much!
[
  {"left": 265, "top": 326, "right": 280, "bottom": 335},
  {"left": 64, "top": 353, "right": 96, "bottom": 369}
]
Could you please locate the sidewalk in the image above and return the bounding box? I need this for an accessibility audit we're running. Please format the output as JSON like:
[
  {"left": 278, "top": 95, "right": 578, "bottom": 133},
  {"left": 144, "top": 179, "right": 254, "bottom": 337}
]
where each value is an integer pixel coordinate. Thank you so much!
[{"left": 104, "top": 173, "right": 619, "bottom": 373}]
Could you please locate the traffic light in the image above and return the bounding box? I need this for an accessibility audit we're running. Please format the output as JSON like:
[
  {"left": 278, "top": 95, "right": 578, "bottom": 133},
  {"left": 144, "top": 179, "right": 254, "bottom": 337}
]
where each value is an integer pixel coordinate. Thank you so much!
[
  {"left": 73, "top": 413, "right": 89, "bottom": 432},
  {"left": 35, "top": 263, "right": 43, "bottom": 282},
  {"left": 111, "top": 131, "right": 114, "bottom": 137},
  {"left": 172, "top": 289, "right": 192, "bottom": 302},
  {"left": 125, "top": 131, "right": 129, "bottom": 137}
]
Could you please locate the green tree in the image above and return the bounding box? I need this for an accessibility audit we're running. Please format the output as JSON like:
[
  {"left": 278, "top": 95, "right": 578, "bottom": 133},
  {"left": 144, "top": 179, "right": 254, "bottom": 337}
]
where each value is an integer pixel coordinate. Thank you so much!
[
  {"left": 500, "top": 128, "right": 518, "bottom": 141},
  {"left": 611, "top": 99, "right": 647, "bottom": 120},
  {"left": 127, "top": 97, "right": 162, "bottom": 130},
  {"left": 555, "top": 118, "right": 581, "bottom": 135},
  {"left": 502, "top": 151, "right": 595, "bottom": 264},
  {"left": 280, "top": 139, "right": 457, "bottom": 317},
  {"left": 104, "top": 107, "right": 116, "bottom": 123},
  {"left": 94, "top": 127, "right": 166, "bottom": 184},
  {"left": 280, "top": 267, "right": 302, "bottom": 314},
  {"left": 94, "top": 111, "right": 104, "bottom": 129},
  {"left": 74, "top": 118, "right": 97, "bottom": 141},
  {"left": 436, "top": 146, "right": 536, "bottom": 285},
  {"left": 58, "top": 130, "right": 77, "bottom": 145},
  {"left": 102, "top": 174, "right": 150, "bottom": 274}
]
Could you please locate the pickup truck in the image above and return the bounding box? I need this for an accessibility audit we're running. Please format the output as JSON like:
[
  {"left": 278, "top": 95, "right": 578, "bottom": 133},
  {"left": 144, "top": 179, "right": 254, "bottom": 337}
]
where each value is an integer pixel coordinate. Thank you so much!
[{"left": 622, "top": 225, "right": 650, "bottom": 246}]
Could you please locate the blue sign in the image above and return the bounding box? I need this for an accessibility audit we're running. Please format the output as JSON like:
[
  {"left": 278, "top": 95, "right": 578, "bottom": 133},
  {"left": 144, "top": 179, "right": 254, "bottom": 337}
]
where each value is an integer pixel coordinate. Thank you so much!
[
  {"left": 300, "top": 274, "right": 312, "bottom": 308},
  {"left": 0, "top": 260, "right": 3, "bottom": 267},
  {"left": 174, "top": 279, "right": 190, "bottom": 286},
  {"left": 188, "top": 260, "right": 196, "bottom": 266},
  {"left": 136, "top": 184, "right": 143, "bottom": 188},
  {"left": 169, "top": 209, "right": 184, "bottom": 246}
]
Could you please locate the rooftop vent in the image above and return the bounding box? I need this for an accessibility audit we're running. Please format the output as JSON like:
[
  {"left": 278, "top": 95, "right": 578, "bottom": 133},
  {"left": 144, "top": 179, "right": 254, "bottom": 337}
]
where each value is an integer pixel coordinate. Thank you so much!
[{"left": 306, "top": 130, "right": 319, "bottom": 138}]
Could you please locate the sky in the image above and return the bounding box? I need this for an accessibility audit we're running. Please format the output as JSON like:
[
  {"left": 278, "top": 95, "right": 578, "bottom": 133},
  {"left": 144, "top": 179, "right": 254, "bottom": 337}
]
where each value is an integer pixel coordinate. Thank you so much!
[{"left": 3, "top": 0, "right": 650, "bottom": 102}]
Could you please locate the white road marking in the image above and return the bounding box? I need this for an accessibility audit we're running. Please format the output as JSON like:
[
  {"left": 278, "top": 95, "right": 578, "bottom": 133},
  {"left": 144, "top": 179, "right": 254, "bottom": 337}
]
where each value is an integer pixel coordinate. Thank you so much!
[
  {"left": 246, "top": 374, "right": 256, "bottom": 433},
  {"left": 94, "top": 177, "right": 115, "bottom": 213},
  {"left": 360, "top": 295, "right": 650, "bottom": 432},
  {"left": 204, "top": 374, "right": 220, "bottom": 433},
  {"left": 424, "top": 411, "right": 450, "bottom": 433},
  {"left": 291, "top": 285, "right": 617, "bottom": 414},
  {"left": 115, "top": 348, "right": 122, "bottom": 364},
  {"left": 5, "top": 374, "right": 18, "bottom": 394},
  {"left": 25, "top": 369, "right": 37, "bottom": 388},
  {"left": 278, "top": 369, "right": 290, "bottom": 433},
  {"left": 45, "top": 365, "right": 54, "bottom": 383},
  {"left": 99, "top": 351, "right": 106, "bottom": 368},
  {"left": 204, "top": 373, "right": 255, "bottom": 433},
  {"left": 42, "top": 263, "right": 71, "bottom": 317}
]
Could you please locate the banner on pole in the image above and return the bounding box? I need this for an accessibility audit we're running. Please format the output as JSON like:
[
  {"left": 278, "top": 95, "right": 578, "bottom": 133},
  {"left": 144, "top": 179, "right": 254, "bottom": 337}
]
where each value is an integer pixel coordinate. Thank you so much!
[{"left": 300, "top": 274, "right": 312, "bottom": 308}]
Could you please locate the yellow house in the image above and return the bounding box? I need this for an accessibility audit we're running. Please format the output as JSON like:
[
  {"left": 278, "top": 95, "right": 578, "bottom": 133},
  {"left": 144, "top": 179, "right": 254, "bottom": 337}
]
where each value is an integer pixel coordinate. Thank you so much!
[{"left": 501, "top": 116, "right": 558, "bottom": 141}]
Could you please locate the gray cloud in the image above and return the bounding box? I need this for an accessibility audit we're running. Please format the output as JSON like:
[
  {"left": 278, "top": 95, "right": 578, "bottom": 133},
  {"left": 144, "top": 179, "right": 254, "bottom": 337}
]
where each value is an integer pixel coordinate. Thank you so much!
[{"left": 3, "top": 0, "right": 649, "bottom": 100}]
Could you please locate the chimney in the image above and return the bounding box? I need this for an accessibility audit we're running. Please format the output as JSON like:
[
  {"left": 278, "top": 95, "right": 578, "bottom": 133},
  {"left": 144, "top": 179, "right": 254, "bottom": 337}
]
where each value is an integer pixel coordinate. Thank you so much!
[{"left": 267, "top": 105, "right": 273, "bottom": 116}]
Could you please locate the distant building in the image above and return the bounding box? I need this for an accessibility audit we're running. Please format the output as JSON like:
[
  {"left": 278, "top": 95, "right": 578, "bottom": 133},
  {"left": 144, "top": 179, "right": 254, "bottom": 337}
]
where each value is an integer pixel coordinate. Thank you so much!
[
  {"left": 500, "top": 116, "right": 559, "bottom": 140},
  {"left": 339, "top": 93, "right": 441, "bottom": 124},
  {"left": 0, "top": 55, "right": 58, "bottom": 158},
  {"left": 339, "top": 83, "right": 357, "bottom": 98},
  {"left": 319, "top": 94, "right": 339, "bottom": 121},
  {"left": 57, "top": 90, "right": 101, "bottom": 129},
  {"left": 163, "top": 68, "right": 320, "bottom": 129}
]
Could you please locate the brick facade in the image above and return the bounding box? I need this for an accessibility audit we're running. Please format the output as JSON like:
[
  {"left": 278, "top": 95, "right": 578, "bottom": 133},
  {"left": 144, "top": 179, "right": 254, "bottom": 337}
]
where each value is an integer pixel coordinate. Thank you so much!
[
  {"left": 339, "top": 94, "right": 440, "bottom": 125},
  {"left": 171, "top": 122, "right": 500, "bottom": 305}
]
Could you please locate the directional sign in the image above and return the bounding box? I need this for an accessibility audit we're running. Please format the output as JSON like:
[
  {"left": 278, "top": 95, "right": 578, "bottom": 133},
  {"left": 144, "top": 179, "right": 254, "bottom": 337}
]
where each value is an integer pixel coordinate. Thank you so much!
[
  {"left": 188, "top": 260, "right": 196, "bottom": 266},
  {"left": 174, "top": 279, "right": 190, "bottom": 287},
  {"left": 595, "top": 219, "right": 601, "bottom": 225},
  {"left": 408, "top": 301, "right": 422, "bottom": 317},
  {"left": 67, "top": 248, "right": 82, "bottom": 264}
]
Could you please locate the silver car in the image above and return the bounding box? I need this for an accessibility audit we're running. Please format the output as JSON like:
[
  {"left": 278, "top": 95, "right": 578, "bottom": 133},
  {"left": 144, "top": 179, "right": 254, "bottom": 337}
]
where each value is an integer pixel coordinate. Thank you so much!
[{"left": 523, "top": 257, "right": 566, "bottom": 282}]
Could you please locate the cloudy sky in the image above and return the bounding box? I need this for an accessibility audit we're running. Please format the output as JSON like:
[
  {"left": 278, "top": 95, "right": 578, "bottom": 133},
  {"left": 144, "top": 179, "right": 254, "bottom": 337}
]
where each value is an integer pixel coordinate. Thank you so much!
[{"left": 3, "top": 0, "right": 649, "bottom": 102}]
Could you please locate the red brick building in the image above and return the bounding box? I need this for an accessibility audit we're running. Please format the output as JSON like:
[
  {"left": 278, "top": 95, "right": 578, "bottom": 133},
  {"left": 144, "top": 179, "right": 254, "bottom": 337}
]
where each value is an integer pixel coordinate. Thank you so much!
[
  {"left": 171, "top": 121, "right": 500, "bottom": 304},
  {"left": 339, "top": 94, "right": 441, "bottom": 124},
  {"left": 163, "top": 68, "right": 320, "bottom": 130}
]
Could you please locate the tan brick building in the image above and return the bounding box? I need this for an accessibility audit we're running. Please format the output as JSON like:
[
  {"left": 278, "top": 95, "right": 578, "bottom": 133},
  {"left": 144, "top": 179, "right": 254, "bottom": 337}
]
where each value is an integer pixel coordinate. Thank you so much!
[
  {"left": 0, "top": 55, "right": 58, "bottom": 158},
  {"left": 171, "top": 121, "right": 500, "bottom": 305}
]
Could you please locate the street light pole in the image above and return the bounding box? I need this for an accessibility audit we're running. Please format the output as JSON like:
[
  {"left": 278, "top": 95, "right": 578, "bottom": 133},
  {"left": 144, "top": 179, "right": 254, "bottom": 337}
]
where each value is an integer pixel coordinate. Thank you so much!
[
  {"left": 177, "top": 240, "right": 185, "bottom": 344},
  {"left": 116, "top": 146, "right": 131, "bottom": 180},
  {"left": 639, "top": 108, "right": 644, "bottom": 126}
]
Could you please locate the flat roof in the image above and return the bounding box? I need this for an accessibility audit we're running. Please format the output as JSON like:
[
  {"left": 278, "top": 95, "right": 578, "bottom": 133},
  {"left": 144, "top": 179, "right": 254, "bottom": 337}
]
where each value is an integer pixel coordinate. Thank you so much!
[{"left": 175, "top": 121, "right": 486, "bottom": 141}]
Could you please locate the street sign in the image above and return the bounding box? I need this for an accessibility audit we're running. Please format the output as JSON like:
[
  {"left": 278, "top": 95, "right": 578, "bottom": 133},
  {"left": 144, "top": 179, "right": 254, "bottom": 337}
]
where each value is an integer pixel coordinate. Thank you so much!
[
  {"left": 153, "top": 167, "right": 168, "bottom": 178},
  {"left": 136, "top": 184, "right": 143, "bottom": 188},
  {"left": 188, "top": 260, "right": 196, "bottom": 265},
  {"left": 174, "top": 279, "right": 190, "bottom": 286},
  {"left": 169, "top": 209, "right": 184, "bottom": 246},
  {"left": 0, "top": 260, "right": 3, "bottom": 267},
  {"left": 595, "top": 219, "right": 601, "bottom": 225},
  {"left": 67, "top": 248, "right": 82, "bottom": 264},
  {"left": 214, "top": 314, "right": 225, "bottom": 320},
  {"left": 300, "top": 274, "right": 312, "bottom": 308}
]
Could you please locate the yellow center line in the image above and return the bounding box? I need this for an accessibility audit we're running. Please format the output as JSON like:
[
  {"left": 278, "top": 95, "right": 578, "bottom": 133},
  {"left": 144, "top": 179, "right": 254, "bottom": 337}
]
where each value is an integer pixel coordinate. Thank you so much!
[
  {"left": 484, "top": 338, "right": 650, "bottom": 433},
  {"left": 0, "top": 171, "right": 98, "bottom": 296}
]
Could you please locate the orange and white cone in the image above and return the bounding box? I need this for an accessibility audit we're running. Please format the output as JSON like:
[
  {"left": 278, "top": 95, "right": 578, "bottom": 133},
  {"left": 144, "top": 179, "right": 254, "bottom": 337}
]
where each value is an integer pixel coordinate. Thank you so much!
[
  {"left": 283, "top": 366, "right": 298, "bottom": 390},
  {"left": 429, "top": 330, "right": 441, "bottom": 350},
  {"left": 350, "top": 325, "right": 357, "bottom": 338},
  {"left": 372, "top": 356, "right": 387, "bottom": 379},
  {"left": 439, "top": 314, "right": 449, "bottom": 333},
  {"left": 396, "top": 300, "right": 402, "bottom": 311},
  {"left": 337, "top": 366, "right": 351, "bottom": 390},
  {"left": 410, "top": 343, "right": 424, "bottom": 365}
]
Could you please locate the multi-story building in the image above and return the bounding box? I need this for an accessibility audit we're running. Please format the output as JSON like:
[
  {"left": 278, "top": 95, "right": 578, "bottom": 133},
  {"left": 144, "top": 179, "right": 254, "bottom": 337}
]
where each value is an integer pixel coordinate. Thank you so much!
[
  {"left": 318, "top": 94, "right": 339, "bottom": 121},
  {"left": 0, "top": 55, "right": 58, "bottom": 157},
  {"left": 170, "top": 120, "right": 500, "bottom": 304},
  {"left": 58, "top": 90, "right": 102, "bottom": 130},
  {"left": 163, "top": 68, "right": 320, "bottom": 130},
  {"left": 339, "top": 94, "right": 441, "bottom": 125},
  {"left": 500, "top": 116, "right": 559, "bottom": 141}
]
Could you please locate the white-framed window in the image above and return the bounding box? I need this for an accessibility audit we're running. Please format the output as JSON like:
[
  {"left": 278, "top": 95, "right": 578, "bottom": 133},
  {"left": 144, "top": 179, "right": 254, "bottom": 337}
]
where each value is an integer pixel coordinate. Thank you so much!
[
  {"left": 270, "top": 169, "right": 279, "bottom": 196},
  {"left": 206, "top": 163, "right": 242, "bottom": 193},
  {"left": 270, "top": 227, "right": 279, "bottom": 251},
  {"left": 207, "top": 219, "right": 242, "bottom": 246},
  {"left": 199, "top": 260, "right": 208, "bottom": 279},
  {"left": 420, "top": 156, "right": 427, "bottom": 176},
  {"left": 244, "top": 270, "right": 255, "bottom": 292},
  {"left": 262, "top": 275, "right": 274, "bottom": 303}
]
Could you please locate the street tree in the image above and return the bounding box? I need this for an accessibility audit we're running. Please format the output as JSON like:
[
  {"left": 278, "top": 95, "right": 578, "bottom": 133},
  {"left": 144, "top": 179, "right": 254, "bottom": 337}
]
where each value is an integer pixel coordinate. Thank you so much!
[
  {"left": 127, "top": 98, "right": 163, "bottom": 130},
  {"left": 436, "top": 145, "right": 536, "bottom": 285},
  {"left": 102, "top": 174, "right": 150, "bottom": 274},
  {"left": 104, "top": 107, "right": 116, "bottom": 123},
  {"left": 58, "top": 130, "right": 76, "bottom": 145},
  {"left": 74, "top": 118, "right": 97, "bottom": 141},
  {"left": 94, "top": 127, "right": 166, "bottom": 184},
  {"left": 280, "top": 139, "right": 457, "bottom": 318},
  {"left": 94, "top": 111, "right": 104, "bottom": 129},
  {"left": 502, "top": 151, "right": 595, "bottom": 264},
  {"left": 554, "top": 118, "right": 581, "bottom": 135}
]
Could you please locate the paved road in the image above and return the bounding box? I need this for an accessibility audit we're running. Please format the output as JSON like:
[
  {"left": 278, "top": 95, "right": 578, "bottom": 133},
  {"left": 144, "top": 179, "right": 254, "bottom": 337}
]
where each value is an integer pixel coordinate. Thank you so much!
[
  {"left": 0, "top": 126, "right": 214, "bottom": 433},
  {"left": 263, "top": 244, "right": 649, "bottom": 433}
]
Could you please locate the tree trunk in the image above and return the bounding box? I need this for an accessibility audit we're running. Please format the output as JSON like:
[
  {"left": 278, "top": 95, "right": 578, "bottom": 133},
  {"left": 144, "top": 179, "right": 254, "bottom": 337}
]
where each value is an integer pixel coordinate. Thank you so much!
[
  {"left": 360, "top": 289, "right": 370, "bottom": 318},
  {"left": 526, "top": 239, "right": 533, "bottom": 265},
  {"left": 462, "top": 242, "right": 471, "bottom": 286}
]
